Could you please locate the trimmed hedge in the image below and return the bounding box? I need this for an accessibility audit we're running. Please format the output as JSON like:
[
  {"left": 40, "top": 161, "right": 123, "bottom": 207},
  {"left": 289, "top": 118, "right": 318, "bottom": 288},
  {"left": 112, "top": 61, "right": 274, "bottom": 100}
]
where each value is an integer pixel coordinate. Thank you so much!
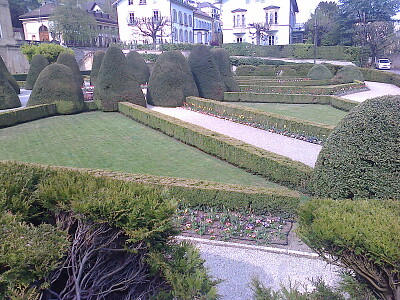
[
  {"left": 360, "top": 67, "right": 400, "bottom": 88},
  {"left": 311, "top": 95, "right": 400, "bottom": 199},
  {"left": 0, "top": 69, "right": 20, "bottom": 110},
  {"left": 307, "top": 64, "right": 333, "bottom": 80},
  {"left": 235, "top": 64, "right": 314, "bottom": 77},
  {"left": 119, "top": 102, "right": 312, "bottom": 190},
  {"left": 236, "top": 78, "right": 333, "bottom": 86},
  {"left": 0, "top": 104, "right": 57, "bottom": 128},
  {"left": 332, "top": 65, "right": 364, "bottom": 84},
  {"left": 89, "top": 50, "right": 105, "bottom": 86},
  {"left": 211, "top": 48, "right": 240, "bottom": 92},
  {"left": 126, "top": 50, "right": 151, "bottom": 85},
  {"left": 0, "top": 55, "right": 20, "bottom": 94},
  {"left": 223, "top": 92, "right": 359, "bottom": 112},
  {"left": 56, "top": 52, "right": 84, "bottom": 87},
  {"left": 24, "top": 54, "right": 49, "bottom": 90}
]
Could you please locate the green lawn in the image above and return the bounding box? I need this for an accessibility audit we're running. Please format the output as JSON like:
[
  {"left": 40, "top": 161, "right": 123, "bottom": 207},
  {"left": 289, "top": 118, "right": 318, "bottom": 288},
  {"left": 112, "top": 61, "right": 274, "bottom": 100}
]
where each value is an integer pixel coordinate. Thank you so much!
[
  {"left": 234, "top": 102, "right": 348, "bottom": 126},
  {"left": 0, "top": 111, "right": 283, "bottom": 188}
]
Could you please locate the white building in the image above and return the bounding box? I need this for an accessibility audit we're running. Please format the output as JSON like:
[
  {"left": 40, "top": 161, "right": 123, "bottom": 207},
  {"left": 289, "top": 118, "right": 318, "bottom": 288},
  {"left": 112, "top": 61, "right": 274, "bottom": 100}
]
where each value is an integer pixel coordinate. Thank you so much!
[
  {"left": 219, "top": 0, "right": 299, "bottom": 45},
  {"left": 193, "top": 9, "right": 212, "bottom": 44}
]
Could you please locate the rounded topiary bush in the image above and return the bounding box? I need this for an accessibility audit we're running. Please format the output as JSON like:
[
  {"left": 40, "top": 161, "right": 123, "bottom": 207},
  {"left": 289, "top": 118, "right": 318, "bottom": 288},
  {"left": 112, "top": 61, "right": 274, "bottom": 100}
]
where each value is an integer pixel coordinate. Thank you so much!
[
  {"left": 93, "top": 46, "right": 145, "bottom": 111},
  {"left": 147, "top": 50, "right": 198, "bottom": 107},
  {"left": 90, "top": 50, "right": 105, "bottom": 86},
  {"left": 56, "top": 52, "right": 84, "bottom": 87},
  {"left": 310, "top": 95, "right": 400, "bottom": 199},
  {"left": 188, "top": 44, "right": 226, "bottom": 100},
  {"left": 25, "top": 54, "right": 49, "bottom": 90},
  {"left": 332, "top": 65, "right": 364, "bottom": 84},
  {"left": 211, "top": 48, "right": 240, "bottom": 92},
  {"left": 27, "top": 63, "right": 84, "bottom": 114},
  {"left": 0, "top": 70, "right": 21, "bottom": 110},
  {"left": 307, "top": 64, "right": 333, "bottom": 80},
  {"left": 126, "top": 51, "right": 150, "bottom": 85},
  {"left": 0, "top": 55, "right": 20, "bottom": 94}
]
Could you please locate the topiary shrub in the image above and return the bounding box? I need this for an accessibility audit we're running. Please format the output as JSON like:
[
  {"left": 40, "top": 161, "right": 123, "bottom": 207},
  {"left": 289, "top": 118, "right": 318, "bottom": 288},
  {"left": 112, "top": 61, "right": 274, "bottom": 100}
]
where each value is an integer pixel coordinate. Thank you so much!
[
  {"left": 211, "top": 48, "right": 240, "bottom": 92},
  {"left": 0, "top": 70, "right": 21, "bottom": 110},
  {"left": 27, "top": 63, "right": 84, "bottom": 114},
  {"left": 188, "top": 44, "right": 226, "bottom": 100},
  {"left": 93, "top": 46, "right": 146, "bottom": 111},
  {"left": 0, "top": 55, "right": 20, "bottom": 94},
  {"left": 89, "top": 50, "right": 105, "bottom": 86},
  {"left": 307, "top": 64, "right": 333, "bottom": 80},
  {"left": 310, "top": 95, "right": 400, "bottom": 199},
  {"left": 24, "top": 54, "right": 49, "bottom": 90},
  {"left": 147, "top": 50, "right": 198, "bottom": 107},
  {"left": 332, "top": 65, "right": 364, "bottom": 84},
  {"left": 235, "top": 65, "right": 277, "bottom": 76},
  {"left": 56, "top": 52, "right": 84, "bottom": 87},
  {"left": 126, "top": 50, "right": 151, "bottom": 85}
]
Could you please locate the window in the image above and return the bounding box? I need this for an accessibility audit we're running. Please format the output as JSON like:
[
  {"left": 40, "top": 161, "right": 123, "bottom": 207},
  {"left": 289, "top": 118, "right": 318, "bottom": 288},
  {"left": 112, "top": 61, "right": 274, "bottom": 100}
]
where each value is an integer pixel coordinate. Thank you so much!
[
  {"left": 178, "top": 11, "right": 182, "bottom": 24},
  {"left": 236, "top": 37, "right": 243, "bottom": 43},
  {"left": 275, "top": 11, "right": 278, "bottom": 24},
  {"left": 188, "top": 16, "right": 192, "bottom": 26},
  {"left": 268, "top": 35, "right": 275, "bottom": 45},
  {"left": 0, "top": 24, "right": 3, "bottom": 39},
  {"left": 173, "top": 27, "right": 178, "bottom": 41},
  {"left": 172, "top": 9, "right": 177, "bottom": 22},
  {"left": 197, "top": 32, "right": 202, "bottom": 43},
  {"left": 241, "top": 14, "right": 245, "bottom": 27},
  {"left": 128, "top": 0, "right": 133, "bottom": 5},
  {"left": 128, "top": 12, "right": 135, "bottom": 24},
  {"left": 184, "top": 13, "right": 187, "bottom": 25},
  {"left": 179, "top": 29, "right": 183, "bottom": 42},
  {"left": 189, "top": 30, "right": 193, "bottom": 42},
  {"left": 139, "top": 0, "right": 146, "bottom": 4},
  {"left": 153, "top": 10, "right": 160, "bottom": 21},
  {"left": 184, "top": 30, "right": 188, "bottom": 42}
]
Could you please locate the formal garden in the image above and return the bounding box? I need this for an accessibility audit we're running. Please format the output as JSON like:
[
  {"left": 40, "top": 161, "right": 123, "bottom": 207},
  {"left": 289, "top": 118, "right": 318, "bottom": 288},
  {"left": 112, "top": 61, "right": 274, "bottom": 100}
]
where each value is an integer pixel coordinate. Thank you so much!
[{"left": 0, "top": 43, "right": 399, "bottom": 299}]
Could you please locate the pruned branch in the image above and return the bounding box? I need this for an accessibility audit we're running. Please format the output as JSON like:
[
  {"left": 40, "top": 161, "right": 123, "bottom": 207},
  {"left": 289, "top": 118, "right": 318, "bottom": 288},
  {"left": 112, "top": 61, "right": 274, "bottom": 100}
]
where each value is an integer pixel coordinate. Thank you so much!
[{"left": 134, "top": 16, "right": 170, "bottom": 47}]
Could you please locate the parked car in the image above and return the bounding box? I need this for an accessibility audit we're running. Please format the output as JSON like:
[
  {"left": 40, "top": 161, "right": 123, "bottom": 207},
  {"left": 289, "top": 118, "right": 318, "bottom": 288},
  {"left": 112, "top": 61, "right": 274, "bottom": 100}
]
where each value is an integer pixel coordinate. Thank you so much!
[{"left": 375, "top": 58, "right": 391, "bottom": 70}]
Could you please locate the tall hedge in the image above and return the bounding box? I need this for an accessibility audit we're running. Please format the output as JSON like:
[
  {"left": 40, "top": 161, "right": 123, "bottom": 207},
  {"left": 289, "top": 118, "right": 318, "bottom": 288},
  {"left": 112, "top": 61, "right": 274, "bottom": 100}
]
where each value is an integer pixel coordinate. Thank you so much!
[
  {"left": 0, "top": 55, "right": 20, "bottom": 94},
  {"left": 188, "top": 44, "right": 226, "bottom": 100},
  {"left": 89, "top": 50, "right": 105, "bottom": 86},
  {"left": 126, "top": 51, "right": 151, "bottom": 85},
  {"left": 56, "top": 52, "right": 84, "bottom": 87},
  {"left": 211, "top": 48, "right": 240, "bottom": 92},
  {"left": 332, "top": 65, "right": 364, "bottom": 84},
  {"left": 27, "top": 63, "right": 84, "bottom": 114},
  {"left": 94, "top": 46, "right": 145, "bottom": 111},
  {"left": 147, "top": 50, "right": 198, "bottom": 107},
  {"left": 310, "top": 95, "right": 400, "bottom": 199},
  {"left": 24, "top": 54, "right": 49, "bottom": 90},
  {"left": 0, "top": 70, "right": 21, "bottom": 110},
  {"left": 307, "top": 64, "right": 333, "bottom": 80}
]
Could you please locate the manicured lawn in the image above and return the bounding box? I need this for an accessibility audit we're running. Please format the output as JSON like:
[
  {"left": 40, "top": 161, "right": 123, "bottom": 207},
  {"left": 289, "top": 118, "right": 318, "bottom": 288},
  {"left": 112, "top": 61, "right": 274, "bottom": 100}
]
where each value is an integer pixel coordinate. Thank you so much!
[
  {"left": 234, "top": 102, "right": 348, "bottom": 126},
  {"left": 0, "top": 111, "right": 284, "bottom": 188}
]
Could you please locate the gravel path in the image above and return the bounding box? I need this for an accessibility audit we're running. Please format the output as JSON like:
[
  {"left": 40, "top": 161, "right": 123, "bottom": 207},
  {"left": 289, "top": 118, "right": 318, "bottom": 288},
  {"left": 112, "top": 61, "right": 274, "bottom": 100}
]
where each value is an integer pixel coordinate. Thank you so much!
[{"left": 341, "top": 81, "right": 400, "bottom": 102}]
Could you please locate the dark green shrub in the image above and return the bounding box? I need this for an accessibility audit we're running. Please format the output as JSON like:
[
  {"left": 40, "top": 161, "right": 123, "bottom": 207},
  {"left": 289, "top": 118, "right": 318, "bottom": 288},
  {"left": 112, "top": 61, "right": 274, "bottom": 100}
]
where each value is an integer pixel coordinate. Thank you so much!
[
  {"left": 0, "top": 69, "right": 20, "bottom": 110},
  {"left": 307, "top": 64, "right": 333, "bottom": 80},
  {"left": 89, "top": 50, "right": 105, "bottom": 86},
  {"left": 0, "top": 55, "right": 20, "bottom": 94},
  {"left": 94, "top": 46, "right": 145, "bottom": 111},
  {"left": 188, "top": 44, "right": 226, "bottom": 100},
  {"left": 311, "top": 95, "right": 400, "bottom": 199},
  {"left": 56, "top": 52, "right": 84, "bottom": 87},
  {"left": 298, "top": 198, "right": 400, "bottom": 300},
  {"left": 27, "top": 63, "right": 84, "bottom": 114},
  {"left": 0, "top": 104, "right": 56, "bottom": 128},
  {"left": 211, "top": 48, "right": 240, "bottom": 92},
  {"left": 332, "top": 65, "right": 364, "bottom": 84},
  {"left": 147, "top": 50, "right": 198, "bottom": 107},
  {"left": 24, "top": 54, "right": 49, "bottom": 90},
  {"left": 277, "top": 65, "right": 298, "bottom": 77},
  {"left": 126, "top": 50, "right": 151, "bottom": 85},
  {"left": 235, "top": 65, "right": 277, "bottom": 76}
]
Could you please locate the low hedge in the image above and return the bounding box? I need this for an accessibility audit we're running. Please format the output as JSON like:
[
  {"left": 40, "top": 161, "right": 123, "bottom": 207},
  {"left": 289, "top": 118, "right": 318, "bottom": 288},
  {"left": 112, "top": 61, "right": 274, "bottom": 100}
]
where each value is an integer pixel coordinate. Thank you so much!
[
  {"left": 236, "top": 79, "right": 333, "bottom": 87},
  {"left": 360, "top": 68, "right": 400, "bottom": 88},
  {"left": 0, "top": 104, "right": 57, "bottom": 128},
  {"left": 185, "top": 96, "right": 334, "bottom": 143},
  {"left": 119, "top": 102, "right": 312, "bottom": 190},
  {"left": 223, "top": 92, "right": 358, "bottom": 112}
]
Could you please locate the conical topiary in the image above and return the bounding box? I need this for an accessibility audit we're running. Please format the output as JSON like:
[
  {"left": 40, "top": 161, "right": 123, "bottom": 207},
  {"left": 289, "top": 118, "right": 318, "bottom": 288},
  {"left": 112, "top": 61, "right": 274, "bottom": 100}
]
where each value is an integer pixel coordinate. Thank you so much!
[
  {"left": 211, "top": 48, "right": 240, "bottom": 92},
  {"left": 188, "top": 44, "right": 226, "bottom": 100},
  {"left": 310, "top": 95, "right": 400, "bottom": 199},
  {"left": 93, "top": 46, "right": 145, "bottom": 111},
  {"left": 27, "top": 63, "right": 84, "bottom": 114},
  {"left": 90, "top": 50, "right": 105, "bottom": 86},
  {"left": 147, "top": 51, "right": 198, "bottom": 107},
  {"left": 0, "top": 69, "right": 21, "bottom": 110},
  {"left": 332, "top": 65, "right": 364, "bottom": 84},
  {"left": 25, "top": 54, "right": 49, "bottom": 90},
  {"left": 56, "top": 52, "right": 84, "bottom": 87},
  {"left": 0, "top": 55, "right": 20, "bottom": 94},
  {"left": 126, "top": 51, "right": 150, "bottom": 85},
  {"left": 307, "top": 64, "right": 333, "bottom": 80}
]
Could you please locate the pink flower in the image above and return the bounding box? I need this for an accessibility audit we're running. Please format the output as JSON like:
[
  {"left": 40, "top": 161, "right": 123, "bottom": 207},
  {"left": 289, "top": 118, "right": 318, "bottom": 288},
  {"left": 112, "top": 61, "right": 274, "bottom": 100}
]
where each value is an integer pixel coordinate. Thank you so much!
[
  {"left": 206, "top": 219, "right": 213, "bottom": 223},
  {"left": 225, "top": 222, "right": 231, "bottom": 227},
  {"left": 185, "top": 223, "right": 192, "bottom": 229}
]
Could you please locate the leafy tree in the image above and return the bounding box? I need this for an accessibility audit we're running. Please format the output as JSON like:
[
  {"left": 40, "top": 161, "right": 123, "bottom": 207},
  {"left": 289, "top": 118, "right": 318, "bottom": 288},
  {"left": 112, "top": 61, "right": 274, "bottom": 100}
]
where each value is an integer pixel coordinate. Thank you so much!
[
  {"left": 8, "top": 0, "right": 40, "bottom": 28},
  {"left": 338, "top": 0, "right": 400, "bottom": 23},
  {"left": 134, "top": 16, "right": 170, "bottom": 49},
  {"left": 248, "top": 22, "right": 269, "bottom": 46},
  {"left": 20, "top": 43, "right": 74, "bottom": 63}
]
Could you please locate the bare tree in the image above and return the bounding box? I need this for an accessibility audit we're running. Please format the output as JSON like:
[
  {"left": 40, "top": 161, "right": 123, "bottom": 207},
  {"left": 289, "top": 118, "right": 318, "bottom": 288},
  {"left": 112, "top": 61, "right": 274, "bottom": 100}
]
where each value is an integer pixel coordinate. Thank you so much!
[
  {"left": 134, "top": 16, "right": 170, "bottom": 49},
  {"left": 249, "top": 22, "right": 270, "bottom": 45}
]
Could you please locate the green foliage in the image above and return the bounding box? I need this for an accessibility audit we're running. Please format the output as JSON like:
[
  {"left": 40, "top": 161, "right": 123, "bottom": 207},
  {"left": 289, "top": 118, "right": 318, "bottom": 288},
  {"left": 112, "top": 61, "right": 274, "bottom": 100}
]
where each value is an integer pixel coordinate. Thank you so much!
[
  {"left": 307, "top": 64, "right": 333, "bottom": 80},
  {"left": 24, "top": 54, "right": 49, "bottom": 90},
  {"left": 20, "top": 43, "right": 74, "bottom": 63},
  {"left": 236, "top": 65, "right": 277, "bottom": 76},
  {"left": 311, "top": 95, "right": 400, "bottom": 199},
  {"left": 298, "top": 198, "right": 400, "bottom": 299},
  {"left": 230, "top": 57, "right": 289, "bottom": 67},
  {"left": 332, "top": 65, "right": 364, "bottom": 84},
  {"left": 0, "top": 55, "right": 20, "bottom": 94},
  {"left": 277, "top": 66, "right": 298, "bottom": 77},
  {"left": 188, "top": 44, "right": 226, "bottom": 101},
  {"left": 94, "top": 46, "right": 145, "bottom": 111},
  {"left": 27, "top": 63, "right": 84, "bottom": 114},
  {"left": 126, "top": 51, "right": 151, "bottom": 85},
  {"left": 235, "top": 64, "right": 314, "bottom": 77},
  {"left": 360, "top": 67, "right": 400, "bottom": 87},
  {"left": 0, "top": 104, "right": 56, "bottom": 128},
  {"left": 147, "top": 51, "right": 198, "bottom": 107},
  {"left": 141, "top": 53, "right": 159, "bottom": 63},
  {"left": 89, "top": 50, "right": 105, "bottom": 87},
  {"left": 56, "top": 52, "right": 84, "bottom": 87},
  {"left": 0, "top": 69, "right": 20, "bottom": 110},
  {"left": 211, "top": 48, "right": 240, "bottom": 92},
  {"left": 160, "top": 43, "right": 194, "bottom": 51}
]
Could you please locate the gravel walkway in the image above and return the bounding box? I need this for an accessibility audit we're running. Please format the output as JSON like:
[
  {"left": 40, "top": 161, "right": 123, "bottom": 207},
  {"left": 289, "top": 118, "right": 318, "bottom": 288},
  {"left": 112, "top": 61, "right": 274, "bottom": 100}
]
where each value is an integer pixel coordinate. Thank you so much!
[{"left": 341, "top": 81, "right": 400, "bottom": 102}]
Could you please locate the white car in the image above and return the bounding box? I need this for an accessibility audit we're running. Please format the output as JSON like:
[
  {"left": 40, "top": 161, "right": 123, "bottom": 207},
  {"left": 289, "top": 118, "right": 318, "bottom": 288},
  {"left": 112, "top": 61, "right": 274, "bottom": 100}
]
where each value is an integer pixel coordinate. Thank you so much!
[{"left": 375, "top": 59, "right": 391, "bottom": 70}]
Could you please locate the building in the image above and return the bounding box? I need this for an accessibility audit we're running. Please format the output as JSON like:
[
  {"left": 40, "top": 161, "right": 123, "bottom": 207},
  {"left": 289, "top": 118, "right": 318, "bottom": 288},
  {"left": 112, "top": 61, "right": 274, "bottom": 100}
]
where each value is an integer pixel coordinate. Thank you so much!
[
  {"left": 193, "top": 9, "right": 212, "bottom": 44},
  {"left": 218, "top": 0, "right": 299, "bottom": 45},
  {"left": 197, "top": 1, "right": 222, "bottom": 44},
  {"left": 19, "top": 1, "right": 119, "bottom": 47}
]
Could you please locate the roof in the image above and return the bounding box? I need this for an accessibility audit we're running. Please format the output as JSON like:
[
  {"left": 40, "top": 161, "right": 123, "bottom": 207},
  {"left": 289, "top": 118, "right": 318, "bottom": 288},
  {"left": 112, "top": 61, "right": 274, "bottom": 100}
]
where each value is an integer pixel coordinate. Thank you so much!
[
  {"left": 19, "top": 3, "right": 56, "bottom": 19},
  {"left": 194, "top": 9, "right": 212, "bottom": 19},
  {"left": 197, "top": 2, "right": 218, "bottom": 9},
  {"left": 231, "top": 8, "right": 247, "bottom": 13},
  {"left": 264, "top": 5, "right": 280, "bottom": 10}
]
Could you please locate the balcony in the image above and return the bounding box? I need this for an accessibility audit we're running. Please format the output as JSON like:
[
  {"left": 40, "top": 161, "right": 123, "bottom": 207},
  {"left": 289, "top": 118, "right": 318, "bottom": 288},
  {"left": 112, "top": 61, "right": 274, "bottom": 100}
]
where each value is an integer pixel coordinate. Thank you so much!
[{"left": 233, "top": 25, "right": 246, "bottom": 34}]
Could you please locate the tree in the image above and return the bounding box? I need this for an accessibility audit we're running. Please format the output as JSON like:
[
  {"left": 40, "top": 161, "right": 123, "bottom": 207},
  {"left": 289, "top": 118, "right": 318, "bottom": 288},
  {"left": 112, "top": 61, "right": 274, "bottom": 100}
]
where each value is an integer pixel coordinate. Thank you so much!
[
  {"left": 134, "top": 16, "right": 170, "bottom": 49},
  {"left": 20, "top": 43, "right": 74, "bottom": 63},
  {"left": 338, "top": 0, "right": 400, "bottom": 23},
  {"left": 8, "top": 0, "right": 40, "bottom": 28},
  {"left": 248, "top": 22, "right": 269, "bottom": 45}
]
